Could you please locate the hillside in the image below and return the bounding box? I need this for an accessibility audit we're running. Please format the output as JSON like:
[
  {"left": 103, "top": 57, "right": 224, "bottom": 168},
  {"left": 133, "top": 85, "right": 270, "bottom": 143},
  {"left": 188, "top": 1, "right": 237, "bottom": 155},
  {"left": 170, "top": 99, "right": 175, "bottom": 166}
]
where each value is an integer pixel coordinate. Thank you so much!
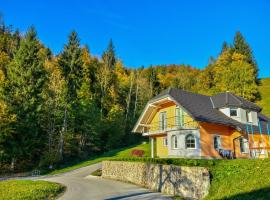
[{"left": 257, "top": 78, "right": 270, "bottom": 117}]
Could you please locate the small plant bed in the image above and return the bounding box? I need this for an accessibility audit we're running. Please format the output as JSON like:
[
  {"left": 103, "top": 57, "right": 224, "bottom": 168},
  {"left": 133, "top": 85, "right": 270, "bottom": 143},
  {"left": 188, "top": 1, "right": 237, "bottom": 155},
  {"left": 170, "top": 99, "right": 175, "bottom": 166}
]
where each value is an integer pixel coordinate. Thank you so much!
[
  {"left": 0, "top": 180, "right": 65, "bottom": 200},
  {"left": 91, "top": 169, "right": 102, "bottom": 176}
]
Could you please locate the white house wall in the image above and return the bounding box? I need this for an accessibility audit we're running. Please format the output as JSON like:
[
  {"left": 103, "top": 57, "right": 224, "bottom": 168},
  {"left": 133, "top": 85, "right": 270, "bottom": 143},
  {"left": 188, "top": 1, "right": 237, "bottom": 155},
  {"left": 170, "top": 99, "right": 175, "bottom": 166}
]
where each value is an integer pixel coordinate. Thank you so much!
[
  {"left": 167, "top": 130, "right": 201, "bottom": 158},
  {"left": 219, "top": 107, "right": 258, "bottom": 125}
]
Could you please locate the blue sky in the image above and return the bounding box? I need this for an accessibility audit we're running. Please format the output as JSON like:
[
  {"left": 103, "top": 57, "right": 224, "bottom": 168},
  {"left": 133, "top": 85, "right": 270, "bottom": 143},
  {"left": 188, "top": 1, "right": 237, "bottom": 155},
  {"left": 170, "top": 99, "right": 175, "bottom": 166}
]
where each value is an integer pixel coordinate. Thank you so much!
[{"left": 1, "top": 0, "right": 270, "bottom": 78}]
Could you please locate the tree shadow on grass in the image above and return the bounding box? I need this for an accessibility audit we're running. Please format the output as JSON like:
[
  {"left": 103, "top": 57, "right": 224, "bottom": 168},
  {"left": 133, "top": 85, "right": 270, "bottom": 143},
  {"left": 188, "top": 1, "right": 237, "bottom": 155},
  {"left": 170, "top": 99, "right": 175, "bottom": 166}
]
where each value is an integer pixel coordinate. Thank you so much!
[{"left": 220, "top": 187, "right": 270, "bottom": 200}]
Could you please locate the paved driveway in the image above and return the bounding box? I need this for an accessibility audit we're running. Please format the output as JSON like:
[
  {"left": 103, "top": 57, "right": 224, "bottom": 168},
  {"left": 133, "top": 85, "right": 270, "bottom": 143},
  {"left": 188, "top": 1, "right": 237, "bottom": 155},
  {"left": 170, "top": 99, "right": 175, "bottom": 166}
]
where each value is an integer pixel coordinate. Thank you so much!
[{"left": 40, "top": 163, "right": 172, "bottom": 200}]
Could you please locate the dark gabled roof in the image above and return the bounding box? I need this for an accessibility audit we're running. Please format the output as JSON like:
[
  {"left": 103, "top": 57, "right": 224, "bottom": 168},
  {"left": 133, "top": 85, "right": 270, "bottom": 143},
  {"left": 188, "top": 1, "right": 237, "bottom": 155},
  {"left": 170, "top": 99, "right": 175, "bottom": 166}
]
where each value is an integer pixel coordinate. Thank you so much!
[
  {"left": 211, "top": 92, "right": 261, "bottom": 112},
  {"left": 150, "top": 88, "right": 270, "bottom": 134}
]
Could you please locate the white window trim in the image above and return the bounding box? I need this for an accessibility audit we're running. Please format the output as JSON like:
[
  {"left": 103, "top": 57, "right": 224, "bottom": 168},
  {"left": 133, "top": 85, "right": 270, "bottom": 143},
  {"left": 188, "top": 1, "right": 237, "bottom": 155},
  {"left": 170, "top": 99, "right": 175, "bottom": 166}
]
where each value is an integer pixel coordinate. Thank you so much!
[
  {"left": 185, "top": 134, "right": 196, "bottom": 149},
  {"left": 230, "top": 108, "right": 239, "bottom": 117},
  {"left": 172, "top": 135, "right": 178, "bottom": 149},
  {"left": 240, "top": 138, "right": 249, "bottom": 154},
  {"left": 246, "top": 111, "right": 252, "bottom": 123}
]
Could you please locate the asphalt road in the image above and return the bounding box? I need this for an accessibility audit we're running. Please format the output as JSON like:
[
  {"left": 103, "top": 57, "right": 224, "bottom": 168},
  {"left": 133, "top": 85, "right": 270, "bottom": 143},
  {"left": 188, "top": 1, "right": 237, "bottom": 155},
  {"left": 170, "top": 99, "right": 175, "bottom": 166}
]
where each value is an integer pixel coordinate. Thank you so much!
[{"left": 40, "top": 162, "right": 172, "bottom": 200}]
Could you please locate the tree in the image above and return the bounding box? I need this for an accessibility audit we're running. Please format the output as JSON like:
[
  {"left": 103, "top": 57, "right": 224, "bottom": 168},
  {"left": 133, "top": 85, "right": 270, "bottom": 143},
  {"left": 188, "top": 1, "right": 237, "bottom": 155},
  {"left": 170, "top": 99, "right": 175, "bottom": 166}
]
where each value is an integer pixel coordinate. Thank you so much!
[
  {"left": 211, "top": 50, "right": 258, "bottom": 101},
  {"left": 233, "top": 31, "right": 258, "bottom": 83},
  {"left": 102, "top": 39, "right": 116, "bottom": 70},
  {"left": 3, "top": 27, "right": 47, "bottom": 169},
  {"left": 58, "top": 31, "right": 83, "bottom": 101},
  {"left": 221, "top": 41, "right": 229, "bottom": 54},
  {"left": 57, "top": 31, "right": 83, "bottom": 160},
  {"left": 97, "top": 39, "right": 117, "bottom": 116},
  {"left": 40, "top": 58, "right": 67, "bottom": 167}
]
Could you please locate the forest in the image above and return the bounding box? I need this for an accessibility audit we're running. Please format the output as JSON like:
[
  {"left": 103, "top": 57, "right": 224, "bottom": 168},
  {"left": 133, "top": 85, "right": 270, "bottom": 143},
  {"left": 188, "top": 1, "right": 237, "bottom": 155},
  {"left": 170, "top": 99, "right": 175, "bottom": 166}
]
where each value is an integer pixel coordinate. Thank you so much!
[{"left": 0, "top": 19, "right": 260, "bottom": 172}]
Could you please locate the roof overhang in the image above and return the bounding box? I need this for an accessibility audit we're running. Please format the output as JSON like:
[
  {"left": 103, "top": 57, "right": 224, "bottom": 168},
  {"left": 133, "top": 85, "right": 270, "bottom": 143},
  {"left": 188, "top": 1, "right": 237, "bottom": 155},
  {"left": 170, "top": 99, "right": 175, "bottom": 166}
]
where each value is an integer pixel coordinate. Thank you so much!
[{"left": 132, "top": 95, "right": 176, "bottom": 133}]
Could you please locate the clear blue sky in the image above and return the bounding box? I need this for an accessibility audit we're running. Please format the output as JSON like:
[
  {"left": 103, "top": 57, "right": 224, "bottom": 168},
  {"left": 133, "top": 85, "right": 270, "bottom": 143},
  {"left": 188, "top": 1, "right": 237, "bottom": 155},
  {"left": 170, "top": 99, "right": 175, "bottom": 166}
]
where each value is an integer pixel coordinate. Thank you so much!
[{"left": 1, "top": 0, "right": 270, "bottom": 78}]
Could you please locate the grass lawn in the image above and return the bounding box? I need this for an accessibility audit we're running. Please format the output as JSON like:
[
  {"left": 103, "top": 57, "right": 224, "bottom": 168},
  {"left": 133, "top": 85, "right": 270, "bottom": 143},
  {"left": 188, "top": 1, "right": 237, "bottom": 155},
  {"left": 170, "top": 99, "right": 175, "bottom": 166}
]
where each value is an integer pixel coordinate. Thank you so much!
[
  {"left": 0, "top": 180, "right": 65, "bottom": 200},
  {"left": 205, "top": 159, "right": 270, "bottom": 200},
  {"left": 47, "top": 142, "right": 270, "bottom": 199},
  {"left": 257, "top": 78, "right": 270, "bottom": 117},
  {"left": 110, "top": 157, "right": 270, "bottom": 200},
  {"left": 47, "top": 142, "right": 150, "bottom": 175}
]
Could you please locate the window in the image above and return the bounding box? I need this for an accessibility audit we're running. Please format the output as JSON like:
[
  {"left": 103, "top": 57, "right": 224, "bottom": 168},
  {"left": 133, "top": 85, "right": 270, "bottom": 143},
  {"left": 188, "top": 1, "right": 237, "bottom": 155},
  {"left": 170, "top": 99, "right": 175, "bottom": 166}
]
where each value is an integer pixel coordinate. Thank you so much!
[
  {"left": 230, "top": 108, "right": 238, "bottom": 117},
  {"left": 163, "top": 137, "right": 168, "bottom": 146},
  {"left": 175, "top": 107, "right": 184, "bottom": 127},
  {"left": 172, "top": 135, "right": 178, "bottom": 149},
  {"left": 246, "top": 111, "right": 252, "bottom": 123},
  {"left": 214, "top": 135, "right": 221, "bottom": 150},
  {"left": 185, "top": 134, "right": 196, "bottom": 149},
  {"left": 239, "top": 138, "right": 249, "bottom": 153},
  {"left": 159, "top": 112, "right": 167, "bottom": 130}
]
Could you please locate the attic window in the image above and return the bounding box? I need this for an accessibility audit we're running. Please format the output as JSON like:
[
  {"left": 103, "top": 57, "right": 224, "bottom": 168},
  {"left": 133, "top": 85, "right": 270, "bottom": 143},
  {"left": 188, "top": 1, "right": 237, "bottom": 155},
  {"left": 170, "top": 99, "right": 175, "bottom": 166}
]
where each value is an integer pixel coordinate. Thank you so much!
[{"left": 230, "top": 108, "right": 238, "bottom": 117}]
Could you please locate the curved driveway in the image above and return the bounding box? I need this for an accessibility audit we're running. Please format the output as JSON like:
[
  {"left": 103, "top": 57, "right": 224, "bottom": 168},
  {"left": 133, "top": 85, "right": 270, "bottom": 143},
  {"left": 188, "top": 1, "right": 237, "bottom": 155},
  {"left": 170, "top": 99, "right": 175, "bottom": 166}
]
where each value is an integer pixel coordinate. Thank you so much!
[{"left": 40, "top": 163, "right": 172, "bottom": 200}]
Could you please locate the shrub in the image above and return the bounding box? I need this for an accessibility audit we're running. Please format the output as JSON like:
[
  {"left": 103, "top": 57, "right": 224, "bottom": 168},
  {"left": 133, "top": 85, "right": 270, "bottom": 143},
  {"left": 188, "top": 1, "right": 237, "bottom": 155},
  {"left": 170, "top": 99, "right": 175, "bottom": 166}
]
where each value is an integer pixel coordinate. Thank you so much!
[{"left": 131, "top": 149, "right": 145, "bottom": 157}]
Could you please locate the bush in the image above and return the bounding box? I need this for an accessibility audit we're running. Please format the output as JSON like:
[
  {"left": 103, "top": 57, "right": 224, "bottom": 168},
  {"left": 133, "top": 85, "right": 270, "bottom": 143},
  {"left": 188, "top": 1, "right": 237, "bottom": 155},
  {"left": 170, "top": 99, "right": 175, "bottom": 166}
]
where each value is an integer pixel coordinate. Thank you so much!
[
  {"left": 108, "top": 157, "right": 217, "bottom": 168},
  {"left": 131, "top": 149, "right": 145, "bottom": 157}
]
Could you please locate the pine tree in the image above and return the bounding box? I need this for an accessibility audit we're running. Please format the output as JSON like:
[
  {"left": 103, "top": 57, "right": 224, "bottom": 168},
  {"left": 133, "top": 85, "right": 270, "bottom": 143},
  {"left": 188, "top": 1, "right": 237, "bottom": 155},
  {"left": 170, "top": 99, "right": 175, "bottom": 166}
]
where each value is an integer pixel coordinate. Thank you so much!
[
  {"left": 233, "top": 31, "right": 258, "bottom": 82},
  {"left": 102, "top": 39, "right": 116, "bottom": 70},
  {"left": 3, "top": 27, "right": 47, "bottom": 168},
  {"left": 58, "top": 31, "right": 83, "bottom": 101},
  {"left": 221, "top": 41, "right": 228, "bottom": 53},
  {"left": 97, "top": 39, "right": 117, "bottom": 116},
  {"left": 57, "top": 31, "right": 83, "bottom": 160}
]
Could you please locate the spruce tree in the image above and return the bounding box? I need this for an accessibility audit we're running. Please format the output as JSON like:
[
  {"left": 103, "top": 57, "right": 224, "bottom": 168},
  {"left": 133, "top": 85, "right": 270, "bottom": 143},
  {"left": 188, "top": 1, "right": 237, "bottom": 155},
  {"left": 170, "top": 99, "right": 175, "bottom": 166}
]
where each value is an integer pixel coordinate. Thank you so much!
[
  {"left": 58, "top": 31, "right": 83, "bottom": 101},
  {"left": 57, "top": 31, "right": 83, "bottom": 159},
  {"left": 102, "top": 39, "right": 116, "bottom": 70},
  {"left": 4, "top": 27, "right": 47, "bottom": 168},
  {"left": 233, "top": 31, "right": 258, "bottom": 82}
]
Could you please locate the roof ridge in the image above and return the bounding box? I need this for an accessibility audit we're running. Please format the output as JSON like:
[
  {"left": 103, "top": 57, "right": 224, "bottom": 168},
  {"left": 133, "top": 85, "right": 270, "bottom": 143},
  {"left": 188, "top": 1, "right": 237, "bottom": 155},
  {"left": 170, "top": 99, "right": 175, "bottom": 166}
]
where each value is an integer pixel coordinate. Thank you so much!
[
  {"left": 229, "top": 93, "right": 244, "bottom": 105},
  {"left": 176, "top": 88, "right": 210, "bottom": 97},
  {"left": 225, "top": 92, "right": 229, "bottom": 104},
  {"left": 210, "top": 96, "right": 215, "bottom": 108}
]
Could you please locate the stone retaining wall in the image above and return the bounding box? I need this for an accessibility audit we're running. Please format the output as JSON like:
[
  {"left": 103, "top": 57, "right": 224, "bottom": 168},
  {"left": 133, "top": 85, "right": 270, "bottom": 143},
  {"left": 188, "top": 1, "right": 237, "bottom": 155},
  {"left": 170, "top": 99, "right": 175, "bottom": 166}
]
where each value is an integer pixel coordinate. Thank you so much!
[{"left": 102, "top": 161, "right": 210, "bottom": 200}]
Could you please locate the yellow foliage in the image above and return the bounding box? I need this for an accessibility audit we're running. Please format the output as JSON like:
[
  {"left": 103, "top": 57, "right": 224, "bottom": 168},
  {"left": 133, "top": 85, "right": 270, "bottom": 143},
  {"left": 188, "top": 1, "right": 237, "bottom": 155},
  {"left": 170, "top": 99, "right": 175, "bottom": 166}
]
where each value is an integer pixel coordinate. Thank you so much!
[{"left": 232, "top": 52, "right": 246, "bottom": 62}]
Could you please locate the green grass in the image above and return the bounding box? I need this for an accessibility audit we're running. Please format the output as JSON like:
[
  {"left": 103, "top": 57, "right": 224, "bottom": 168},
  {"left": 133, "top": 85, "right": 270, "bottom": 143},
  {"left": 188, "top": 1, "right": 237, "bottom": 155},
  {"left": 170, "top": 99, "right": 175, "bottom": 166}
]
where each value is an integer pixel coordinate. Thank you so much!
[
  {"left": 47, "top": 142, "right": 150, "bottom": 175},
  {"left": 257, "top": 78, "right": 270, "bottom": 117},
  {"left": 109, "top": 157, "right": 270, "bottom": 200},
  {"left": 0, "top": 180, "right": 65, "bottom": 200},
  {"left": 205, "top": 159, "right": 270, "bottom": 200},
  {"left": 47, "top": 142, "right": 270, "bottom": 199}
]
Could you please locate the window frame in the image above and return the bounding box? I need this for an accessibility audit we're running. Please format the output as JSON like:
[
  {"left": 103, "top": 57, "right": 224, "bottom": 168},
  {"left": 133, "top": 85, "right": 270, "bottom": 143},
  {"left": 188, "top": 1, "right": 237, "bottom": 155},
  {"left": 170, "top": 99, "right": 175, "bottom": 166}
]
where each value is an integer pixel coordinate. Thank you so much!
[
  {"left": 175, "top": 106, "right": 184, "bottom": 127},
  {"left": 246, "top": 111, "right": 252, "bottom": 123},
  {"left": 214, "top": 135, "right": 221, "bottom": 150},
  {"left": 239, "top": 137, "right": 249, "bottom": 154},
  {"left": 163, "top": 137, "right": 168, "bottom": 147},
  {"left": 185, "top": 134, "right": 196, "bottom": 149},
  {"left": 159, "top": 111, "right": 167, "bottom": 131},
  {"left": 230, "top": 108, "right": 238, "bottom": 117},
  {"left": 171, "top": 135, "right": 178, "bottom": 149}
]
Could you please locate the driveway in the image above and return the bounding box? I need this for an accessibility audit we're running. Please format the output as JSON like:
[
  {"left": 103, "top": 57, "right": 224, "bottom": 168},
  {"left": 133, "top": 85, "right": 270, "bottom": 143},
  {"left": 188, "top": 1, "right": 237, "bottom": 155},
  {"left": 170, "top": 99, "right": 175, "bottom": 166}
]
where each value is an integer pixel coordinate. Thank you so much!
[{"left": 40, "top": 163, "right": 172, "bottom": 200}]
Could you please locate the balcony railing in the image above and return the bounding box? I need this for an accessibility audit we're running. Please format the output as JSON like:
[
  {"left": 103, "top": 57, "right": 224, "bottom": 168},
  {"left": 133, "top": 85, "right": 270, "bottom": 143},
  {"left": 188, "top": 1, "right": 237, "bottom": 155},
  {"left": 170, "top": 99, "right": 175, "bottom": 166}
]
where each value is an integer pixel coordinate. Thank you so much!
[{"left": 142, "top": 116, "right": 198, "bottom": 135}]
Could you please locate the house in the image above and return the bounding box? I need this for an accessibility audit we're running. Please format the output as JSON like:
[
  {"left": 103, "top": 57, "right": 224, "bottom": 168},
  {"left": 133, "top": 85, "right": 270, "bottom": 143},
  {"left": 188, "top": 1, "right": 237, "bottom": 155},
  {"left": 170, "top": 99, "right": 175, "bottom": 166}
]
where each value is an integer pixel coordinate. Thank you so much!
[{"left": 132, "top": 88, "right": 270, "bottom": 159}]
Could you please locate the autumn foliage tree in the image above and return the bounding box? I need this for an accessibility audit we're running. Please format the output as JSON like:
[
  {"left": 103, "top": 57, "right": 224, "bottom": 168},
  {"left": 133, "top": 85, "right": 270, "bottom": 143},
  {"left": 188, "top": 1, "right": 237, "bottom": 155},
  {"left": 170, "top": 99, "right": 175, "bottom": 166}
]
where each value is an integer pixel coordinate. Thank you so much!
[{"left": 0, "top": 19, "right": 261, "bottom": 172}]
